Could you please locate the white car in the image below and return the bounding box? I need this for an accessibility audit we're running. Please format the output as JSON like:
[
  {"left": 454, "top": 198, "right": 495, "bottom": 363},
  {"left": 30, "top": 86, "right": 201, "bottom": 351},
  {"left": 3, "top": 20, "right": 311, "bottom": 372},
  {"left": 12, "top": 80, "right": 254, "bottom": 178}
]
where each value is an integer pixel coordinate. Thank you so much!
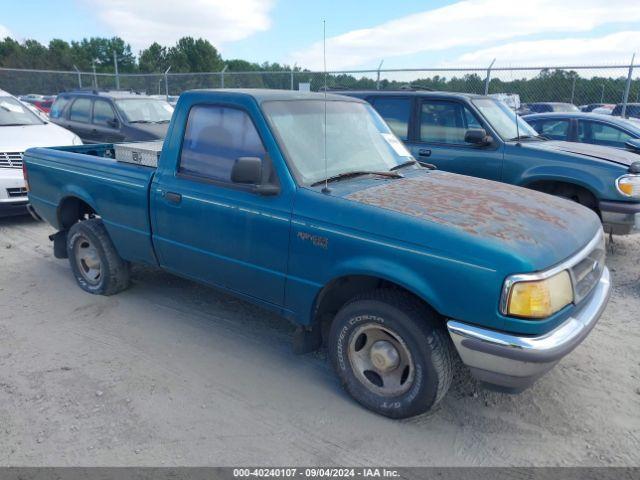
[{"left": 1, "top": 89, "right": 82, "bottom": 217}]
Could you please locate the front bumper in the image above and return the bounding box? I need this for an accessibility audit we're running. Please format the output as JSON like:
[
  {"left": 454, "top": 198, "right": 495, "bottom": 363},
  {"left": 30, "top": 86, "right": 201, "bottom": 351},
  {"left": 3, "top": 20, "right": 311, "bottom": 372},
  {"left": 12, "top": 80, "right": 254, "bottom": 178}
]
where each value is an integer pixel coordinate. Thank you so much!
[
  {"left": 0, "top": 169, "right": 28, "bottom": 217},
  {"left": 600, "top": 200, "right": 640, "bottom": 235},
  {"left": 447, "top": 267, "right": 611, "bottom": 392}
]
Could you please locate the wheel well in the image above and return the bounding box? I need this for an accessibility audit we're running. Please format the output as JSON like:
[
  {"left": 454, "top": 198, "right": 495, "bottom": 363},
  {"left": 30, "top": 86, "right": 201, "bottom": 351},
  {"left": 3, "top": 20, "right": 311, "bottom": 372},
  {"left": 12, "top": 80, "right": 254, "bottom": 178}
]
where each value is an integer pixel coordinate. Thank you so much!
[
  {"left": 526, "top": 180, "right": 599, "bottom": 213},
  {"left": 58, "top": 197, "right": 96, "bottom": 230},
  {"left": 312, "top": 275, "right": 442, "bottom": 341}
]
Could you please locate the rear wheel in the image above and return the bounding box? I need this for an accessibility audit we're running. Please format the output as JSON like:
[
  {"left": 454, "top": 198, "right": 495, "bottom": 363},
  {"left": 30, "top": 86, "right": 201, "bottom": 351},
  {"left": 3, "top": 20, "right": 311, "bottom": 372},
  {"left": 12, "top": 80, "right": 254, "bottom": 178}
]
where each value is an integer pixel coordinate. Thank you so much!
[
  {"left": 328, "top": 289, "right": 454, "bottom": 418},
  {"left": 66, "top": 218, "right": 130, "bottom": 295}
]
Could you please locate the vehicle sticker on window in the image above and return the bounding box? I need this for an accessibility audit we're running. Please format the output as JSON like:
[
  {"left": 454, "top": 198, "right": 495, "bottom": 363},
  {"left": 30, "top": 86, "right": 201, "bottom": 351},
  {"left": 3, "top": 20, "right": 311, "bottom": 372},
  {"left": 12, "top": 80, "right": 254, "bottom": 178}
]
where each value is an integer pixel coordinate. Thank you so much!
[{"left": 381, "top": 133, "right": 411, "bottom": 157}]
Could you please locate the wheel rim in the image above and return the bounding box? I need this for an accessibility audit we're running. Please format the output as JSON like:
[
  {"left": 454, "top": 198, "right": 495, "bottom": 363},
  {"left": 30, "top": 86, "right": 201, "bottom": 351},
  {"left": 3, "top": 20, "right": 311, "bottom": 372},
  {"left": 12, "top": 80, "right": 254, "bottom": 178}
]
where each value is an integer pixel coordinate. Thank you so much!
[
  {"left": 347, "top": 323, "right": 415, "bottom": 397},
  {"left": 74, "top": 234, "right": 102, "bottom": 285}
]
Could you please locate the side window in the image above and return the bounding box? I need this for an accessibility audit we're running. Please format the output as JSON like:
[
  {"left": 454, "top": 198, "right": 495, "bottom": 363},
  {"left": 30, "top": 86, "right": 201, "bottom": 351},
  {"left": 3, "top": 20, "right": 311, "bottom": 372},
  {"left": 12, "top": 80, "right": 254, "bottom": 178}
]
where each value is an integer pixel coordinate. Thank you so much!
[
  {"left": 536, "top": 119, "right": 570, "bottom": 140},
  {"left": 579, "top": 121, "right": 632, "bottom": 148},
  {"left": 50, "top": 95, "right": 71, "bottom": 119},
  {"left": 419, "top": 100, "right": 483, "bottom": 144},
  {"left": 369, "top": 97, "right": 411, "bottom": 140},
  {"left": 179, "top": 105, "right": 266, "bottom": 183},
  {"left": 93, "top": 99, "right": 117, "bottom": 126},
  {"left": 69, "top": 98, "right": 92, "bottom": 123}
]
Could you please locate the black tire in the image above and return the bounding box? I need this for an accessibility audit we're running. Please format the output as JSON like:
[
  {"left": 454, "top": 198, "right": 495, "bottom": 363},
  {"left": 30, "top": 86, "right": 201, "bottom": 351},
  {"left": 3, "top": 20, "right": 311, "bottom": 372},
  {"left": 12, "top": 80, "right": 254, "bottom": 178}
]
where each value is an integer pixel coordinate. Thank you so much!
[
  {"left": 66, "top": 218, "right": 130, "bottom": 295},
  {"left": 328, "top": 289, "right": 454, "bottom": 419}
]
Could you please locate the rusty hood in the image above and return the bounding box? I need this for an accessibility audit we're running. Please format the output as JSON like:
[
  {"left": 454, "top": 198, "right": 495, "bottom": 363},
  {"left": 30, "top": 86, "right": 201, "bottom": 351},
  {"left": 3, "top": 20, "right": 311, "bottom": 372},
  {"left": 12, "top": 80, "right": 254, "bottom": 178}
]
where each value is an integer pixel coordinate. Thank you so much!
[{"left": 343, "top": 170, "right": 601, "bottom": 270}]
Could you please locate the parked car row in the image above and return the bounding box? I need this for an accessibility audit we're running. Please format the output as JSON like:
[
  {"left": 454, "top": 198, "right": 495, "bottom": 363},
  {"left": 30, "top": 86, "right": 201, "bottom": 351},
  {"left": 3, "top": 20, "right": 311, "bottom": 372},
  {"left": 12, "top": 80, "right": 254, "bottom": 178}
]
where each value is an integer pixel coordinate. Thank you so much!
[{"left": 341, "top": 90, "right": 640, "bottom": 235}]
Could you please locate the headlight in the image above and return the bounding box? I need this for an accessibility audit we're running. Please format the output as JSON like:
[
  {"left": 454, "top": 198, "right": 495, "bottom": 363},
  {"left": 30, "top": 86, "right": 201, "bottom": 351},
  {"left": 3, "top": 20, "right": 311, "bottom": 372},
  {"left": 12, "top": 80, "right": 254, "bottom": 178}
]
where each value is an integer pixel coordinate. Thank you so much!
[
  {"left": 502, "top": 270, "right": 573, "bottom": 319},
  {"left": 616, "top": 174, "right": 640, "bottom": 198}
]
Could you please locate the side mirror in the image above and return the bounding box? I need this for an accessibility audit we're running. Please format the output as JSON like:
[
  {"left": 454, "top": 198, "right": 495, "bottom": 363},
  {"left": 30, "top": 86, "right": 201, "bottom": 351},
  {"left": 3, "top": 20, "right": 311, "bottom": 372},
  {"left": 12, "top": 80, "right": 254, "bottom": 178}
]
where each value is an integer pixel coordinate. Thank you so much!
[
  {"left": 231, "top": 156, "right": 280, "bottom": 195},
  {"left": 464, "top": 128, "right": 492, "bottom": 146},
  {"left": 107, "top": 118, "right": 119, "bottom": 128},
  {"left": 231, "top": 156, "right": 262, "bottom": 184},
  {"left": 624, "top": 139, "right": 640, "bottom": 154}
]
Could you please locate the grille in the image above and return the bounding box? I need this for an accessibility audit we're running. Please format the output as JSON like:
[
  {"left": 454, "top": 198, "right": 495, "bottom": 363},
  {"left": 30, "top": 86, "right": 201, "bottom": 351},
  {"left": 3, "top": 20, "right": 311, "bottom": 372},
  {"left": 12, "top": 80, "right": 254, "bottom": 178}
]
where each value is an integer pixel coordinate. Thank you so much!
[
  {"left": 0, "top": 152, "right": 24, "bottom": 168},
  {"left": 7, "top": 187, "right": 28, "bottom": 198},
  {"left": 570, "top": 232, "right": 606, "bottom": 304}
]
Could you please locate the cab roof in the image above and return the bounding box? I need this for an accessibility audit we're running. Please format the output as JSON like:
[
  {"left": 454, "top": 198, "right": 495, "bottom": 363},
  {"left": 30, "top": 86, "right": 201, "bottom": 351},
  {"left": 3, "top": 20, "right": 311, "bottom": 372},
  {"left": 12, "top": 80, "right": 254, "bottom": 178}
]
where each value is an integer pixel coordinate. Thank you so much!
[{"left": 182, "top": 88, "right": 367, "bottom": 103}]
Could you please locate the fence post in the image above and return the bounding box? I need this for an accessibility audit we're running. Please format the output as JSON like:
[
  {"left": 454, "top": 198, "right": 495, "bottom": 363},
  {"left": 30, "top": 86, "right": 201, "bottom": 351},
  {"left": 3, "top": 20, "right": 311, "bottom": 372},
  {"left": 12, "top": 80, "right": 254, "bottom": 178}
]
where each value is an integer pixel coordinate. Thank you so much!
[
  {"left": 484, "top": 58, "right": 496, "bottom": 95},
  {"left": 570, "top": 75, "right": 576, "bottom": 104},
  {"left": 290, "top": 63, "right": 296, "bottom": 90},
  {"left": 73, "top": 65, "right": 82, "bottom": 89},
  {"left": 113, "top": 51, "right": 120, "bottom": 90},
  {"left": 621, "top": 53, "right": 635, "bottom": 118},
  {"left": 164, "top": 66, "right": 171, "bottom": 100},
  {"left": 91, "top": 59, "right": 98, "bottom": 89},
  {"left": 220, "top": 65, "right": 228, "bottom": 88},
  {"left": 376, "top": 60, "right": 384, "bottom": 90}
]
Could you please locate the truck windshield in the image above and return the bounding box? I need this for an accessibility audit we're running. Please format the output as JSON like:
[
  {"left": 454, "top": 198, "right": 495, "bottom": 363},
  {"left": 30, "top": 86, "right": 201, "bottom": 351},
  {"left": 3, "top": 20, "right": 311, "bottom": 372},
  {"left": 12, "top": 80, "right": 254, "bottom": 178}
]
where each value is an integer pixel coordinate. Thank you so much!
[
  {"left": 0, "top": 96, "right": 44, "bottom": 126},
  {"left": 115, "top": 98, "right": 174, "bottom": 123},
  {"left": 263, "top": 100, "right": 413, "bottom": 186},
  {"left": 472, "top": 98, "right": 539, "bottom": 141}
]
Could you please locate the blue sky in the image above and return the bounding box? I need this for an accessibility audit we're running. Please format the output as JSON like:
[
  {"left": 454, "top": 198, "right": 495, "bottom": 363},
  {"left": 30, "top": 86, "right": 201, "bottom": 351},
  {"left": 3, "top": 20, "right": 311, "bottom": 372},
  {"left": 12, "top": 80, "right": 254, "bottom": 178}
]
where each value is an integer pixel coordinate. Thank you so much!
[{"left": 1, "top": 0, "right": 639, "bottom": 70}]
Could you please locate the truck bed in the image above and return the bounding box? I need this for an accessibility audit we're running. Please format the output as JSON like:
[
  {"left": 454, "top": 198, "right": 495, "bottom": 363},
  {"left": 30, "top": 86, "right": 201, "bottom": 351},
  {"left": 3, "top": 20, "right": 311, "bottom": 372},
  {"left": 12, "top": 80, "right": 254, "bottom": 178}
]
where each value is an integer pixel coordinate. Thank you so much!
[{"left": 24, "top": 144, "right": 158, "bottom": 265}]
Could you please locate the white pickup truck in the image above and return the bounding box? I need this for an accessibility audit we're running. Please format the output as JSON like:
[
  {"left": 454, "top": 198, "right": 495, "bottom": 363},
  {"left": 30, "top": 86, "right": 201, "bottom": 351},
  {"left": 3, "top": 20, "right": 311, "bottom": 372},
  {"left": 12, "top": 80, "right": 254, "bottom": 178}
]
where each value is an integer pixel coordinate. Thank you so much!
[{"left": 0, "top": 89, "right": 82, "bottom": 217}]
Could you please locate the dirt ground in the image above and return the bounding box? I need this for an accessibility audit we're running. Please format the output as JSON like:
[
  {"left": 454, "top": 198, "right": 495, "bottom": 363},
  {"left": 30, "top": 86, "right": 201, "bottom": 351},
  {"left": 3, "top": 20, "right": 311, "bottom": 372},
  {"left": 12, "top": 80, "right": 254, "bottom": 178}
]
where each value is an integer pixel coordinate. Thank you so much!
[{"left": 0, "top": 215, "right": 638, "bottom": 467}]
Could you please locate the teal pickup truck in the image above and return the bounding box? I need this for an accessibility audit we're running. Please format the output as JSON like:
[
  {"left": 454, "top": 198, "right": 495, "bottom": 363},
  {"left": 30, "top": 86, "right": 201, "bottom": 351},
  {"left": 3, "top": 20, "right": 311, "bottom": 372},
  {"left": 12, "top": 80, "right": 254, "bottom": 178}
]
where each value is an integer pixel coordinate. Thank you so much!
[{"left": 23, "top": 89, "right": 610, "bottom": 418}]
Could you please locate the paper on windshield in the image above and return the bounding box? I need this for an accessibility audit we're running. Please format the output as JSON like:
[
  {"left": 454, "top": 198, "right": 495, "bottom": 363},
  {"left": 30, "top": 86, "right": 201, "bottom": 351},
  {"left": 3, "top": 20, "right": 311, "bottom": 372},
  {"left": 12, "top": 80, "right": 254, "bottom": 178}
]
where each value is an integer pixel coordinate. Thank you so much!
[{"left": 381, "top": 133, "right": 411, "bottom": 157}]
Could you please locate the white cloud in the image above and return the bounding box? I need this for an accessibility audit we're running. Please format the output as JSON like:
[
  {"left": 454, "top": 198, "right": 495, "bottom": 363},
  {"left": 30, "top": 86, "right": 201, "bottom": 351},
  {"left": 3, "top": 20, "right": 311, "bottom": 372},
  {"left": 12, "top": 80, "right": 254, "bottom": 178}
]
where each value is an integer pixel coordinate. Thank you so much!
[
  {"left": 87, "top": 0, "right": 275, "bottom": 53},
  {"left": 289, "top": 0, "right": 640, "bottom": 70},
  {"left": 452, "top": 31, "right": 640, "bottom": 66},
  {"left": 0, "top": 24, "right": 11, "bottom": 38}
]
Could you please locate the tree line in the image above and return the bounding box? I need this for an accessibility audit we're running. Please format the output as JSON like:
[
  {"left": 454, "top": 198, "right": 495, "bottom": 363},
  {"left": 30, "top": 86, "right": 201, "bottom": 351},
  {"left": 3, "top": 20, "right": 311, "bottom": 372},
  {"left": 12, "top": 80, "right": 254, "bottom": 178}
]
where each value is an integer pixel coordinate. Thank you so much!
[{"left": 0, "top": 35, "right": 637, "bottom": 105}]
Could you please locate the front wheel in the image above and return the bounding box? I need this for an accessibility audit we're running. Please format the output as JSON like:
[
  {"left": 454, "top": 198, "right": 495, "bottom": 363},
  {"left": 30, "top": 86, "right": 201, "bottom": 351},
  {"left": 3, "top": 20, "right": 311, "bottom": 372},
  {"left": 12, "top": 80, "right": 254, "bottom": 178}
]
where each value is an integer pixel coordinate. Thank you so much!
[
  {"left": 66, "top": 218, "right": 130, "bottom": 295},
  {"left": 328, "top": 290, "right": 454, "bottom": 419}
]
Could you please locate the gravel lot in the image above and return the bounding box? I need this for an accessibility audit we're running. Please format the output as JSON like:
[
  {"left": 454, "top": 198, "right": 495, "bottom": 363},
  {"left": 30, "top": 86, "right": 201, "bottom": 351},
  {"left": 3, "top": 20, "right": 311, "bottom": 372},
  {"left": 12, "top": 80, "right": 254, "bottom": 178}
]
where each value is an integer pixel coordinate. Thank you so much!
[{"left": 0, "top": 215, "right": 639, "bottom": 467}]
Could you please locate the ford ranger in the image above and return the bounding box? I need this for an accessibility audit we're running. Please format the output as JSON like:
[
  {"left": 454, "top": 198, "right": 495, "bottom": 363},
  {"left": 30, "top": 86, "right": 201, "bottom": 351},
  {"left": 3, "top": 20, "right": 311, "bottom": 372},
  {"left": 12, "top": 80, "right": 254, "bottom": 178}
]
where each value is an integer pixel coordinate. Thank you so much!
[{"left": 23, "top": 89, "right": 611, "bottom": 418}]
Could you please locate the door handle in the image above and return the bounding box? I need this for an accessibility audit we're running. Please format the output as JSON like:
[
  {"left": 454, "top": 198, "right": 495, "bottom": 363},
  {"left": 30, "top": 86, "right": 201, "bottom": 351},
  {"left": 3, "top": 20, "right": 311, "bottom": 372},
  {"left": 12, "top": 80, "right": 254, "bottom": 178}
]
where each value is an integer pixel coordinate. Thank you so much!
[
  {"left": 418, "top": 148, "right": 432, "bottom": 157},
  {"left": 163, "top": 191, "right": 182, "bottom": 204}
]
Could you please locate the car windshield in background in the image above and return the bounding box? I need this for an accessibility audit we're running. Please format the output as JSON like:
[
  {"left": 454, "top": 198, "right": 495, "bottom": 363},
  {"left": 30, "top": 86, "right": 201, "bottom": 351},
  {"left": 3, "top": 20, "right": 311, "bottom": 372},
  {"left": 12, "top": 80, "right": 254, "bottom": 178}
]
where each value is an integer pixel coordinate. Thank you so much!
[
  {"left": 263, "top": 100, "right": 413, "bottom": 186},
  {"left": 472, "top": 98, "right": 539, "bottom": 141},
  {"left": 0, "top": 96, "right": 44, "bottom": 126},
  {"left": 114, "top": 98, "right": 174, "bottom": 123}
]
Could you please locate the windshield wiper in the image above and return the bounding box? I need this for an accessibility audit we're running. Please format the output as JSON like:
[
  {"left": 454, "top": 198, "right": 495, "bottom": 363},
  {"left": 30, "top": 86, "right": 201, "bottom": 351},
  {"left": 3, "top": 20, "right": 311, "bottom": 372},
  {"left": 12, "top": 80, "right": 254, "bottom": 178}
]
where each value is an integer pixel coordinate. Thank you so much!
[
  {"left": 390, "top": 160, "right": 417, "bottom": 171},
  {"left": 155, "top": 119, "right": 171, "bottom": 124},
  {"left": 311, "top": 170, "right": 403, "bottom": 187},
  {"left": 508, "top": 134, "right": 534, "bottom": 141},
  {"left": 129, "top": 120, "right": 153, "bottom": 124},
  {"left": 0, "top": 123, "right": 31, "bottom": 126}
]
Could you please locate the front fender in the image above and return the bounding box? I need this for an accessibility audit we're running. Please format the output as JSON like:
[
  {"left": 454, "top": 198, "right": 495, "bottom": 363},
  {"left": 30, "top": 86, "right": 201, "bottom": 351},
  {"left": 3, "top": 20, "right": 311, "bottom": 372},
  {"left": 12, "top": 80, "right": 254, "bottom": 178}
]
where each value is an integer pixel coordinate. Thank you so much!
[{"left": 518, "top": 165, "right": 607, "bottom": 198}]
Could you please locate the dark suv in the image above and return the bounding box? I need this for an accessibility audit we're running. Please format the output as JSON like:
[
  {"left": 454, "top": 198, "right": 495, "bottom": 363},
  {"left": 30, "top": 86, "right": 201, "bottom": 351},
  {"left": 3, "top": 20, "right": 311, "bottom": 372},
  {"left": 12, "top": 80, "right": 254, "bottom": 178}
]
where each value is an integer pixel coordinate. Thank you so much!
[{"left": 49, "top": 90, "right": 174, "bottom": 143}]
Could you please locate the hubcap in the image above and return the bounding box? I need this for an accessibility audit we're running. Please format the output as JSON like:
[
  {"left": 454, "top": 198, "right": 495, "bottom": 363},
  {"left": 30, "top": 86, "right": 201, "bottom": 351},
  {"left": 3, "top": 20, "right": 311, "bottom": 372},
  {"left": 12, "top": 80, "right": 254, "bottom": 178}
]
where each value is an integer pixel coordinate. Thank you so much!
[
  {"left": 348, "top": 323, "right": 415, "bottom": 397},
  {"left": 74, "top": 235, "right": 102, "bottom": 285}
]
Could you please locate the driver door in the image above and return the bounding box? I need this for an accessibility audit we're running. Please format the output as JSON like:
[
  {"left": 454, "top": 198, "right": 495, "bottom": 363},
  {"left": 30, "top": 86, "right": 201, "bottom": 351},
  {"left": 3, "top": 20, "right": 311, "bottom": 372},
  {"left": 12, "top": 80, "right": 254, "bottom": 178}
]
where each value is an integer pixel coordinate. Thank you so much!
[{"left": 409, "top": 99, "right": 503, "bottom": 181}]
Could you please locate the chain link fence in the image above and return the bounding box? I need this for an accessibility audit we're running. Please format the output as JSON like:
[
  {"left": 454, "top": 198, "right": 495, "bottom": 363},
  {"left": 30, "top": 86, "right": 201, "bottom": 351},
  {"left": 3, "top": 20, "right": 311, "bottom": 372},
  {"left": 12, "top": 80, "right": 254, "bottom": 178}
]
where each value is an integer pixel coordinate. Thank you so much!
[{"left": 1, "top": 64, "right": 639, "bottom": 108}]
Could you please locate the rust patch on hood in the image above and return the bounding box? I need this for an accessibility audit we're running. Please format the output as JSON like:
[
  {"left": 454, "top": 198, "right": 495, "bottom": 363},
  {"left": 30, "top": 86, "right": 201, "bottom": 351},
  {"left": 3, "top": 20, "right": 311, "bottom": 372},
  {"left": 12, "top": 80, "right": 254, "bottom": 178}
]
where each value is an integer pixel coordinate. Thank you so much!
[{"left": 345, "top": 172, "right": 589, "bottom": 244}]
